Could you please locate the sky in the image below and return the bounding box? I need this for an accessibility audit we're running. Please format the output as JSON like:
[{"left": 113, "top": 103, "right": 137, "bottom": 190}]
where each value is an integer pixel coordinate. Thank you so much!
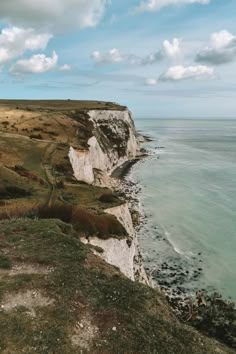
[{"left": 0, "top": 0, "right": 236, "bottom": 118}]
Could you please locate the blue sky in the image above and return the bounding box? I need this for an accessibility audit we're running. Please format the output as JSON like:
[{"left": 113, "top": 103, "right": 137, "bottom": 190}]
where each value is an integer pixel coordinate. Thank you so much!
[{"left": 0, "top": 0, "right": 236, "bottom": 118}]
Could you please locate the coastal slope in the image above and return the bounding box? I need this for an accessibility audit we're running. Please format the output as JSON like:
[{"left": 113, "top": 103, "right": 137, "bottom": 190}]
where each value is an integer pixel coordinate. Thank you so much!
[{"left": 0, "top": 100, "right": 233, "bottom": 353}]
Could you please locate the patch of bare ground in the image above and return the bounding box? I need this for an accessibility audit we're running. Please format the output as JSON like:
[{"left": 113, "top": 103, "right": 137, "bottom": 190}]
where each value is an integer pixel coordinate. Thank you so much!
[
  {"left": 0, "top": 262, "right": 54, "bottom": 279},
  {"left": 1, "top": 289, "right": 54, "bottom": 317},
  {"left": 71, "top": 312, "right": 99, "bottom": 350}
]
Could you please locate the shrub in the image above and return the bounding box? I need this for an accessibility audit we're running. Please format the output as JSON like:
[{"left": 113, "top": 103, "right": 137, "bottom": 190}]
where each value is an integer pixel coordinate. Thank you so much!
[
  {"left": 0, "top": 254, "right": 12, "bottom": 269},
  {"left": 54, "top": 164, "right": 68, "bottom": 174},
  {"left": 37, "top": 203, "right": 73, "bottom": 223},
  {"left": 191, "top": 292, "right": 236, "bottom": 348},
  {"left": 29, "top": 134, "right": 43, "bottom": 139},
  {"left": 32, "top": 127, "right": 43, "bottom": 132},
  {"left": 0, "top": 186, "right": 32, "bottom": 199},
  {"left": 171, "top": 291, "right": 236, "bottom": 349},
  {"left": 72, "top": 207, "right": 127, "bottom": 239},
  {"left": 14, "top": 166, "right": 45, "bottom": 185},
  {"left": 35, "top": 203, "right": 127, "bottom": 239},
  {"left": 99, "top": 192, "right": 117, "bottom": 203},
  {"left": 56, "top": 181, "right": 65, "bottom": 189},
  {"left": 47, "top": 131, "right": 59, "bottom": 136}
]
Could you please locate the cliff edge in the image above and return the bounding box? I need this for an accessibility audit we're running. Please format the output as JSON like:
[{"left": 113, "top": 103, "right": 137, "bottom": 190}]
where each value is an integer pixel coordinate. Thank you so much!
[{"left": 0, "top": 100, "right": 233, "bottom": 353}]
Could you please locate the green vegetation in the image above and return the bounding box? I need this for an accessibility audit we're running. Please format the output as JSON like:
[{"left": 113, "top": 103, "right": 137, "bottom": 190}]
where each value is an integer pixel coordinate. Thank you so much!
[
  {"left": 0, "top": 100, "right": 234, "bottom": 353},
  {"left": 35, "top": 203, "right": 127, "bottom": 239},
  {"left": 0, "top": 99, "right": 127, "bottom": 112},
  {"left": 178, "top": 292, "right": 236, "bottom": 349},
  {"left": 0, "top": 218, "right": 233, "bottom": 354},
  {"left": 0, "top": 101, "right": 123, "bottom": 223},
  {"left": 0, "top": 254, "right": 12, "bottom": 269}
]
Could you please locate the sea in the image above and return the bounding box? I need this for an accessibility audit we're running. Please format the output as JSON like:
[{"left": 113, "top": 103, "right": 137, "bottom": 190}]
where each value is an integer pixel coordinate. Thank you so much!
[{"left": 131, "top": 118, "right": 236, "bottom": 301}]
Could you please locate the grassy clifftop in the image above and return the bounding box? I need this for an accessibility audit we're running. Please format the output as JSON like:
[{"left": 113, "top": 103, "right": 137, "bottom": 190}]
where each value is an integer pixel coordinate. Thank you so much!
[
  {"left": 0, "top": 100, "right": 125, "bottom": 221},
  {"left": 0, "top": 218, "right": 233, "bottom": 354},
  {"left": 0, "top": 99, "right": 127, "bottom": 112},
  {"left": 0, "top": 100, "right": 234, "bottom": 353}
]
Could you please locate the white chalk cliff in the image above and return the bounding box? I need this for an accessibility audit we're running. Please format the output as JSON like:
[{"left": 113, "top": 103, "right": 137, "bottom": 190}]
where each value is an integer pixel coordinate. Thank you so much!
[
  {"left": 81, "top": 204, "right": 149, "bottom": 285},
  {"left": 69, "top": 109, "right": 139, "bottom": 186},
  {"left": 69, "top": 107, "right": 149, "bottom": 285}
]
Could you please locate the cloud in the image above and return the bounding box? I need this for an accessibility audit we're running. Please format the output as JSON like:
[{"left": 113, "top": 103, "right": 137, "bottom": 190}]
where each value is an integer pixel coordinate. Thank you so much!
[
  {"left": 0, "top": 26, "right": 52, "bottom": 66},
  {"left": 145, "top": 78, "right": 158, "bottom": 85},
  {"left": 60, "top": 64, "right": 71, "bottom": 71},
  {"left": 196, "top": 30, "right": 236, "bottom": 65},
  {"left": 92, "top": 38, "right": 181, "bottom": 66},
  {"left": 136, "top": 0, "right": 209, "bottom": 13},
  {"left": 10, "top": 51, "right": 58, "bottom": 75},
  {"left": 0, "top": 0, "right": 108, "bottom": 33},
  {"left": 163, "top": 38, "right": 181, "bottom": 58},
  {"left": 161, "top": 65, "right": 214, "bottom": 81},
  {"left": 91, "top": 48, "right": 128, "bottom": 64},
  {"left": 141, "top": 38, "right": 181, "bottom": 64}
]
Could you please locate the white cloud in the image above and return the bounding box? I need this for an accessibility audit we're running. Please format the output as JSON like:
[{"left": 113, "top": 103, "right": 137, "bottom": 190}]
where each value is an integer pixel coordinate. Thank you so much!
[
  {"left": 60, "top": 64, "right": 71, "bottom": 71},
  {"left": 0, "top": 26, "right": 52, "bottom": 66},
  {"left": 161, "top": 65, "right": 214, "bottom": 81},
  {"left": 141, "top": 38, "right": 181, "bottom": 64},
  {"left": 92, "top": 38, "right": 181, "bottom": 66},
  {"left": 196, "top": 30, "right": 236, "bottom": 65},
  {"left": 163, "top": 38, "right": 181, "bottom": 58},
  {"left": 211, "top": 30, "right": 234, "bottom": 50},
  {"left": 92, "top": 48, "right": 125, "bottom": 64},
  {"left": 136, "top": 0, "right": 209, "bottom": 13},
  {"left": 0, "top": 0, "right": 108, "bottom": 33},
  {"left": 10, "top": 51, "right": 58, "bottom": 75},
  {"left": 145, "top": 78, "right": 158, "bottom": 85}
]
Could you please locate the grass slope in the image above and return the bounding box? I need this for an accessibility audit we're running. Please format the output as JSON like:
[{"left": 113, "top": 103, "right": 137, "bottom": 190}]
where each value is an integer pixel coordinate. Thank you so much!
[
  {"left": 0, "top": 218, "right": 233, "bottom": 354},
  {"left": 0, "top": 100, "right": 123, "bottom": 221},
  {"left": 0, "top": 100, "right": 234, "bottom": 353}
]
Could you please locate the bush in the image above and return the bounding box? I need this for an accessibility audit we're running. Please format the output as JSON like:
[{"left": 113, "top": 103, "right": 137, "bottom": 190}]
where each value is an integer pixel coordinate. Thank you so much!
[
  {"left": 56, "top": 181, "right": 65, "bottom": 189},
  {"left": 0, "top": 254, "right": 12, "bottom": 269},
  {"left": 0, "top": 186, "right": 32, "bottom": 199},
  {"left": 72, "top": 207, "right": 127, "bottom": 238},
  {"left": 29, "top": 134, "right": 43, "bottom": 139},
  {"left": 172, "top": 291, "right": 236, "bottom": 349},
  {"left": 35, "top": 203, "right": 127, "bottom": 239},
  {"left": 37, "top": 203, "right": 73, "bottom": 223},
  {"left": 32, "top": 127, "right": 43, "bottom": 132},
  {"left": 191, "top": 292, "right": 236, "bottom": 348},
  {"left": 14, "top": 166, "right": 46, "bottom": 185},
  {"left": 99, "top": 192, "right": 117, "bottom": 203}
]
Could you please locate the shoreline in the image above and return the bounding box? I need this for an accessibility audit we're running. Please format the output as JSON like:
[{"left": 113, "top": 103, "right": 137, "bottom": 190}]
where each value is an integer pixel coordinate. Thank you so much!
[
  {"left": 116, "top": 135, "right": 225, "bottom": 296},
  {"left": 116, "top": 134, "right": 236, "bottom": 349},
  {"left": 120, "top": 131, "right": 236, "bottom": 346}
]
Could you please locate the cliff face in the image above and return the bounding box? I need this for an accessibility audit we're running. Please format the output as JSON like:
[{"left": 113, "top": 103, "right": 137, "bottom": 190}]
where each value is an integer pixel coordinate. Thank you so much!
[
  {"left": 81, "top": 203, "right": 149, "bottom": 285},
  {"left": 69, "top": 108, "right": 149, "bottom": 284},
  {"left": 69, "top": 109, "right": 139, "bottom": 186}
]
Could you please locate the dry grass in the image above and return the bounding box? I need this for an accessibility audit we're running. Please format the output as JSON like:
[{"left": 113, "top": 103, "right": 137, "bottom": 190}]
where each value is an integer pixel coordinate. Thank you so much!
[
  {"left": 36, "top": 203, "right": 127, "bottom": 239},
  {"left": 0, "top": 99, "right": 126, "bottom": 112}
]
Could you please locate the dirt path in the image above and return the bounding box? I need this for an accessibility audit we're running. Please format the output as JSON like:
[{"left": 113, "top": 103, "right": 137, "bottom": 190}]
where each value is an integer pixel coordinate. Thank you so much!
[{"left": 41, "top": 143, "right": 58, "bottom": 207}]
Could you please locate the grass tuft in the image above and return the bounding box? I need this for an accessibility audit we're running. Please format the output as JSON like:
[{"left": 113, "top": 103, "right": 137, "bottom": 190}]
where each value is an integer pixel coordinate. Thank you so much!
[{"left": 0, "top": 254, "right": 12, "bottom": 269}]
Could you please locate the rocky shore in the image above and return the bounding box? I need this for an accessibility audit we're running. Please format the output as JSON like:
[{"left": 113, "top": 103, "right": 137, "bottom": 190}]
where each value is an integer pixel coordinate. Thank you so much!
[{"left": 116, "top": 135, "right": 236, "bottom": 349}]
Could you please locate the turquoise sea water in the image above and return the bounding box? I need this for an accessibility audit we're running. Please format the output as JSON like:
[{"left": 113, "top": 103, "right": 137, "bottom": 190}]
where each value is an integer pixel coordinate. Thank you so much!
[{"left": 132, "top": 119, "right": 236, "bottom": 300}]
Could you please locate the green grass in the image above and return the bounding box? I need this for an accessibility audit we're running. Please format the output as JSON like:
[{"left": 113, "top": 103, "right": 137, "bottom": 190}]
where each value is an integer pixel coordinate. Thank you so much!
[
  {"left": 0, "top": 218, "right": 233, "bottom": 354},
  {"left": 0, "top": 99, "right": 127, "bottom": 112},
  {"left": 0, "top": 100, "right": 234, "bottom": 353},
  {"left": 0, "top": 254, "right": 12, "bottom": 269}
]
